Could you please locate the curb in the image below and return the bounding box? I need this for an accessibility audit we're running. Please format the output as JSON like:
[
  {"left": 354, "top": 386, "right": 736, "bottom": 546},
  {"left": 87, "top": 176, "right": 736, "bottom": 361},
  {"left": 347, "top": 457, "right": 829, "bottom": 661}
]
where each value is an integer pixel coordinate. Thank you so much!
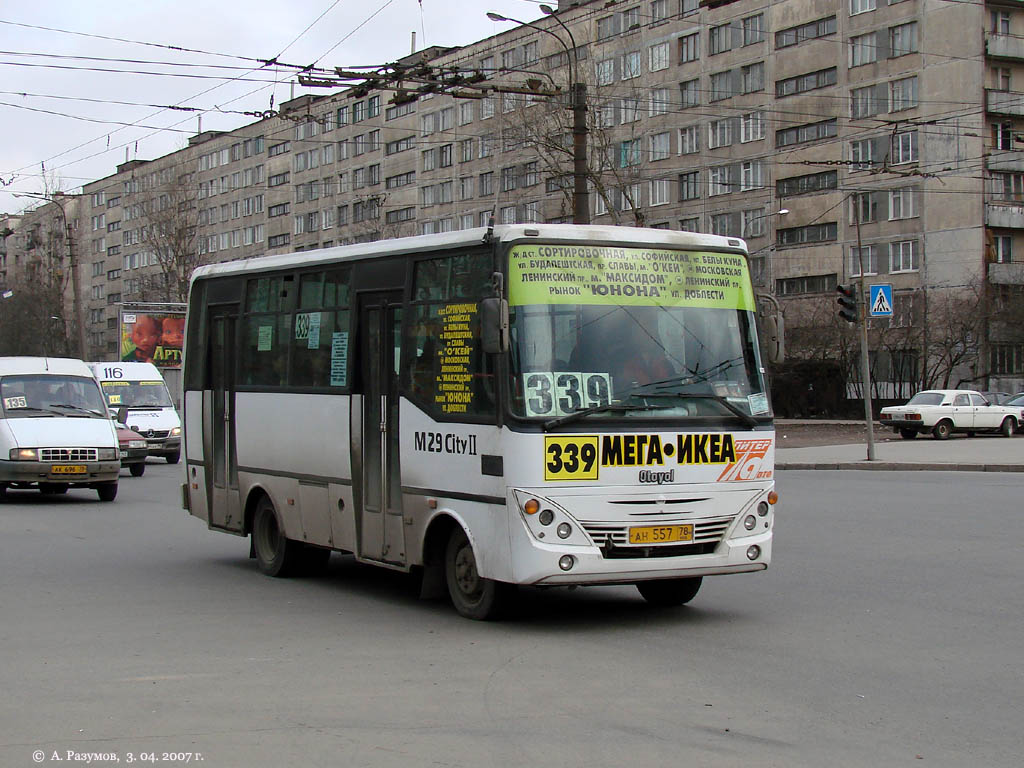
[{"left": 778, "top": 462, "right": 1024, "bottom": 472}]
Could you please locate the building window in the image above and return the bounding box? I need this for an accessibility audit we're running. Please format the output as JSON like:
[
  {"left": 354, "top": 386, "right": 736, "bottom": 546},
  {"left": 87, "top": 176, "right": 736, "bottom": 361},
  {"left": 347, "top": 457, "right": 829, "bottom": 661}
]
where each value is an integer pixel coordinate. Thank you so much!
[
  {"left": 775, "top": 16, "right": 836, "bottom": 49},
  {"left": 649, "top": 42, "right": 669, "bottom": 72},
  {"left": 679, "top": 32, "right": 699, "bottom": 63},
  {"left": 742, "top": 208, "right": 766, "bottom": 238},
  {"left": 850, "top": 138, "right": 875, "bottom": 169},
  {"left": 740, "top": 161, "right": 764, "bottom": 191},
  {"left": 740, "top": 112, "right": 765, "bottom": 142},
  {"left": 775, "top": 273, "right": 838, "bottom": 295},
  {"left": 889, "top": 187, "right": 918, "bottom": 220},
  {"left": 708, "top": 118, "right": 733, "bottom": 149},
  {"left": 620, "top": 139, "right": 643, "bottom": 167},
  {"left": 708, "top": 165, "right": 732, "bottom": 197},
  {"left": 650, "top": 179, "right": 671, "bottom": 206},
  {"left": 890, "top": 131, "right": 918, "bottom": 164},
  {"left": 679, "top": 125, "right": 700, "bottom": 154},
  {"left": 621, "top": 51, "right": 642, "bottom": 79},
  {"left": 709, "top": 23, "right": 731, "bottom": 55},
  {"left": 777, "top": 170, "right": 838, "bottom": 197},
  {"left": 742, "top": 14, "right": 764, "bottom": 45},
  {"left": 850, "top": 0, "right": 876, "bottom": 16},
  {"left": 890, "top": 240, "right": 920, "bottom": 272},
  {"left": 889, "top": 22, "right": 918, "bottom": 57},
  {"left": 679, "top": 216, "right": 700, "bottom": 232},
  {"left": 679, "top": 171, "right": 700, "bottom": 201},
  {"left": 742, "top": 62, "right": 764, "bottom": 93},
  {"left": 850, "top": 33, "right": 877, "bottom": 67},
  {"left": 994, "top": 122, "right": 1015, "bottom": 151},
  {"left": 680, "top": 79, "right": 699, "bottom": 108},
  {"left": 776, "top": 68, "right": 836, "bottom": 98},
  {"left": 889, "top": 77, "right": 918, "bottom": 112},
  {"left": 596, "top": 58, "right": 615, "bottom": 86},
  {"left": 710, "top": 71, "right": 733, "bottom": 101},
  {"left": 850, "top": 191, "right": 878, "bottom": 223},
  {"left": 848, "top": 246, "right": 878, "bottom": 277},
  {"left": 992, "top": 11, "right": 1011, "bottom": 35},
  {"left": 776, "top": 118, "right": 837, "bottom": 148},
  {"left": 777, "top": 223, "right": 838, "bottom": 246},
  {"left": 650, "top": 87, "right": 671, "bottom": 116},
  {"left": 993, "top": 235, "right": 1013, "bottom": 264},
  {"left": 650, "top": 132, "right": 670, "bottom": 161}
]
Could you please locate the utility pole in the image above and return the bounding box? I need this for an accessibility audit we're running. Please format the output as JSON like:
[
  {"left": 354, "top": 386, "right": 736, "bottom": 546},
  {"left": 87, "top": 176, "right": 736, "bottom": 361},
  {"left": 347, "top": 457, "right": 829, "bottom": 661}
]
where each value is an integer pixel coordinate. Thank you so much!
[{"left": 851, "top": 195, "right": 876, "bottom": 461}]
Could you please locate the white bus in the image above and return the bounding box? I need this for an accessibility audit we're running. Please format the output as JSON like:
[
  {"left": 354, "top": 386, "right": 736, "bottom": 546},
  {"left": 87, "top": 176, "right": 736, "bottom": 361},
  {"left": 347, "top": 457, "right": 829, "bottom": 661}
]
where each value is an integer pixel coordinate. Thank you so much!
[{"left": 182, "top": 225, "right": 778, "bottom": 619}]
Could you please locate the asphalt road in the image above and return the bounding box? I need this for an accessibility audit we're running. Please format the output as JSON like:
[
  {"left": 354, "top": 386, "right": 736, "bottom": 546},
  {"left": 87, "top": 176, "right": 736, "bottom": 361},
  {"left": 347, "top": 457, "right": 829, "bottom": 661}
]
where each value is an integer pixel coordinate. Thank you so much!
[{"left": 1, "top": 463, "right": 1021, "bottom": 768}]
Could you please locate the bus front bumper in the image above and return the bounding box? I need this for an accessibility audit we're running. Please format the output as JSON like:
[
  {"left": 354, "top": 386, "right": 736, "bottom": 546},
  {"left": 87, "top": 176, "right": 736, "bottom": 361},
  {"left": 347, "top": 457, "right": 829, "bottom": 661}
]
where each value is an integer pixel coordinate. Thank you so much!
[
  {"left": 0, "top": 459, "right": 121, "bottom": 486},
  {"left": 510, "top": 528, "right": 772, "bottom": 586}
]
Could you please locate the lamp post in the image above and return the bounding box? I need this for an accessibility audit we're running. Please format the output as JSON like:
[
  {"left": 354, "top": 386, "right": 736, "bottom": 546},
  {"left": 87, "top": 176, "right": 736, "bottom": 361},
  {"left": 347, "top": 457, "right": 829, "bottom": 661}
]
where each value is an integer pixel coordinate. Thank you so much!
[
  {"left": 14, "top": 192, "right": 86, "bottom": 359},
  {"left": 487, "top": 9, "right": 589, "bottom": 224}
]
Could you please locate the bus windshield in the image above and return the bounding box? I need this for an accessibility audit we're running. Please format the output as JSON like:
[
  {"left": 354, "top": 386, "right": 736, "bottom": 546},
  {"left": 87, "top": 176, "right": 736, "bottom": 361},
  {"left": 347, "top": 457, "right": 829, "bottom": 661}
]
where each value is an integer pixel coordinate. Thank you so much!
[
  {"left": 506, "top": 243, "right": 771, "bottom": 425},
  {"left": 0, "top": 375, "right": 107, "bottom": 418},
  {"left": 100, "top": 380, "right": 174, "bottom": 408}
]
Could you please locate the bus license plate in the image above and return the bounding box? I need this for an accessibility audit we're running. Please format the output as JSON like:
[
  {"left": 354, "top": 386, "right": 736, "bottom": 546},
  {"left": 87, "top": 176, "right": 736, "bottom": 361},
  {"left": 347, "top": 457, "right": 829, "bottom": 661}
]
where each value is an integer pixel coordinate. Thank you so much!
[
  {"left": 628, "top": 524, "right": 694, "bottom": 545},
  {"left": 51, "top": 465, "right": 87, "bottom": 475}
]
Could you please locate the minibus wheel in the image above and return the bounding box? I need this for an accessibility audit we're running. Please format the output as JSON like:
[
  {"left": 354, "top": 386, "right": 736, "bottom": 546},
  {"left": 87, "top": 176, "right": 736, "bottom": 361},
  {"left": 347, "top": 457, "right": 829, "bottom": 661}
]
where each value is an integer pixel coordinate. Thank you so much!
[
  {"left": 252, "top": 495, "right": 302, "bottom": 577},
  {"left": 444, "top": 527, "right": 510, "bottom": 620},
  {"left": 636, "top": 577, "right": 702, "bottom": 607},
  {"left": 96, "top": 482, "right": 118, "bottom": 502}
]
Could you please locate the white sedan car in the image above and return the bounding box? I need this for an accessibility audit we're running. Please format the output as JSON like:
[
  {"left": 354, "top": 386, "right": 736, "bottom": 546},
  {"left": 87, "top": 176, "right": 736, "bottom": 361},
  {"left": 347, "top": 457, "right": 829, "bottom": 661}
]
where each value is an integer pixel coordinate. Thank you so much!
[{"left": 879, "top": 389, "right": 1020, "bottom": 439}]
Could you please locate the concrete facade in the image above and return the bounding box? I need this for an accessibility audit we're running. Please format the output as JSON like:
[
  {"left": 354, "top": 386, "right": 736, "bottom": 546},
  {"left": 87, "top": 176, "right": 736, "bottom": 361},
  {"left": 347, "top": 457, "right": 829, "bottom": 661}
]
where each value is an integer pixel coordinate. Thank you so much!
[{"left": 18, "top": 0, "right": 1022, "bottom": 392}]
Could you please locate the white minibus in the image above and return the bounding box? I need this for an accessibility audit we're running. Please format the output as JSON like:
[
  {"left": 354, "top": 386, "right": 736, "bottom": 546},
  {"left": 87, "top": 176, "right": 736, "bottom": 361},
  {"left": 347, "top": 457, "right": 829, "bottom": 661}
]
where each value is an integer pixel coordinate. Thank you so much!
[
  {"left": 88, "top": 361, "right": 182, "bottom": 464},
  {"left": 0, "top": 357, "right": 121, "bottom": 501}
]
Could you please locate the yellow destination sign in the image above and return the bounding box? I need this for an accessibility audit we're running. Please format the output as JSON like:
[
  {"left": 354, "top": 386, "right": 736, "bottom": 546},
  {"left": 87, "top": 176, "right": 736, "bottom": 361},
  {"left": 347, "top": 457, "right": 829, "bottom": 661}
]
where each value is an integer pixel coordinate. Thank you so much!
[{"left": 508, "top": 245, "right": 755, "bottom": 310}]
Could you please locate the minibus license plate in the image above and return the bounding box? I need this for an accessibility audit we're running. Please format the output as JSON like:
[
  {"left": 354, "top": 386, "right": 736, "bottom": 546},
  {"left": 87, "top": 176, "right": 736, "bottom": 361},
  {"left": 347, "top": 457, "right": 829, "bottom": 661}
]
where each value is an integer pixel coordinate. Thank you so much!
[
  {"left": 51, "top": 465, "right": 87, "bottom": 475},
  {"left": 628, "top": 524, "right": 694, "bottom": 545}
]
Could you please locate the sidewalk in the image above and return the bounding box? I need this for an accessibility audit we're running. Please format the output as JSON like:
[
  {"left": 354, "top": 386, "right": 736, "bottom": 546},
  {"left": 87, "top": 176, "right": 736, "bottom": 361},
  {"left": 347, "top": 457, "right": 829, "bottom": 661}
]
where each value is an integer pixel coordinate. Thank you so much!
[{"left": 776, "top": 424, "right": 1024, "bottom": 472}]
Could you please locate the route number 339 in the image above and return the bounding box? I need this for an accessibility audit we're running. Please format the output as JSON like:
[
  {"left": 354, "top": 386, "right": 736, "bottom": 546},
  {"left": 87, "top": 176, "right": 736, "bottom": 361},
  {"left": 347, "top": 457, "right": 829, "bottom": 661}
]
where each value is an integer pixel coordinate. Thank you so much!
[
  {"left": 544, "top": 435, "right": 600, "bottom": 481},
  {"left": 523, "top": 372, "right": 611, "bottom": 418}
]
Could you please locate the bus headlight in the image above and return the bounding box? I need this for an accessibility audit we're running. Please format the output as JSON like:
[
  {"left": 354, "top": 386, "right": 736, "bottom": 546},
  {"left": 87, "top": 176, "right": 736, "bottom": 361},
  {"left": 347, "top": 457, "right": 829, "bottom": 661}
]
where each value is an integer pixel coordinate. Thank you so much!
[
  {"left": 757, "top": 501, "right": 769, "bottom": 516},
  {"left": 9, "top": 448, "right": 38, "bottom": 460},
  {"left": 556, "top": 522, "right": 572, "bottom": 539},
  {"left": 539, "top": 509, "right": 554, "bottom": 526},
  {"left": 747, "top": 545, "right": 761, "bottom": 560},
  {"left": 743, "top": 515, "right": 757, "bottom": 531}
]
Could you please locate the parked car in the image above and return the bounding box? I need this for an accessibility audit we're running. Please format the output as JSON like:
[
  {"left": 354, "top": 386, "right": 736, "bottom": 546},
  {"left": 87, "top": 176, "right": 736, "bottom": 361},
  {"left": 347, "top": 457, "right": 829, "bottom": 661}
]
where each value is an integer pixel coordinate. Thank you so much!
[
  {"left": 115, "top": 422, "right": 148, "bottom": 476},
  {"left": 981, "top": 391, "right": 1012, "bottom": 405},
  {"left": 879, "top": 389, "right": 1020, "bottom": 439}
]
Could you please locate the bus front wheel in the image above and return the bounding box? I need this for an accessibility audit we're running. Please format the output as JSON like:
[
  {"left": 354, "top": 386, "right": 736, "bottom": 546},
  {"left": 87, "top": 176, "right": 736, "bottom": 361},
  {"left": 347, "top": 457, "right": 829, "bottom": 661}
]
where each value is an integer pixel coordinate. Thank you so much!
[
  {"left": 445, "top": 527, "right": 510, "bottom": 620},
  {"left": 636, "top": 577, "right": 703, "bottom": 607},
  {"left": 252, "top": 496, "right": 302, "bottom": 577}
]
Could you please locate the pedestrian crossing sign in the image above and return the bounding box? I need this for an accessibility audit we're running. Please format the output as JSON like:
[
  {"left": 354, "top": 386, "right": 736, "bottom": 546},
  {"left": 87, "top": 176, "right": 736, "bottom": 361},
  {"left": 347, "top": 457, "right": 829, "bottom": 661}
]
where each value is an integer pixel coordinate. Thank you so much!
[{"left": 870, "top": 284, "right": 893, "bottom": 317}]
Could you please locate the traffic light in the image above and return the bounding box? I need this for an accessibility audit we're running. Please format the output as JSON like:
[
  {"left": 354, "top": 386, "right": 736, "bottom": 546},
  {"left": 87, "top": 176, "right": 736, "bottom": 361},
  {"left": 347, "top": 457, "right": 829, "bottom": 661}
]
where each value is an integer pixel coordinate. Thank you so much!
[{"left": 836, "top": 283, "right": 858, "bottom": 324}]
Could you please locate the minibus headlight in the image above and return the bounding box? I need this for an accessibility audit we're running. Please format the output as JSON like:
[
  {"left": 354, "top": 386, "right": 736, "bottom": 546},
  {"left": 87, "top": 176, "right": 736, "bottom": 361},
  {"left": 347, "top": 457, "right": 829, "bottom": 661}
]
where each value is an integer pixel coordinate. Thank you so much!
[
  {"left": 556, "top": 522, "right": 572, "bottom": 539},
  {"left": 10, "top": 448, "right": 38, "bottom": 461},
  {"left": 170, "top": 427, "right": 181, "bottom": 436},
  {"left": 97, "top": 448, "right": 117, "bottom": 461},
  {"left": 539, "top": 509, "right": 554, "bottom": 526},
  {"left": 744, "top": 515, "right": 757, "bottom": 531},
  {"left": 757, "top": 501, "right": 769, "bottom": 517}
]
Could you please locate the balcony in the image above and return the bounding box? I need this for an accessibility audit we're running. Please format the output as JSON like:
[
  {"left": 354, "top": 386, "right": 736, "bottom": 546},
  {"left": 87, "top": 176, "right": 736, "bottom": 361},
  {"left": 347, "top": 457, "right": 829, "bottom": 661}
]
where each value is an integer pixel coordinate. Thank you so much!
[
  {"left": 986, "top": 89, "right": 1024, "bottom": 116},
  {"left": 987, "top": 203, "right": 1024, "bottom": 228},
  {"left": 987, "top": 150, "right": 1024, "bottom": 172},
  {"left": 989, "top": 261, "right": 1024, "bottom": 284},
  {"left": 986, "top": 32, "right": 1024, "bottom": 61}
]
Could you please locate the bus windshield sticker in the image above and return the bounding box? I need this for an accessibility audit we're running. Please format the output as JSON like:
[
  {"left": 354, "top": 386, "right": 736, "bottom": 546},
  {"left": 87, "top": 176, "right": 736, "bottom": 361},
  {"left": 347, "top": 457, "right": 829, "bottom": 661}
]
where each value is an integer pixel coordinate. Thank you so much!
[
  {"left": 257, "top": 325, "right": 273, "bottom": 352},
  {"left": 437, "top": 303, "right": 478, "bottom": 415},
  {"left": 308, "top": 312, "right": 322, "bottom": 350},
  {"left": 748, "top": 393, "right": 769, "bottom": 415},
  {"left": 108, "top": 394, "right": 122, "bottom": 405},
  {"left": 523, "top": 372, "right": 612, "bottom": 417},
  {"left": 507, "top": 245, "right": 754, "bottom": 311},
  {"left": 3, "top": 396, "right": 27, "bottom": 409},
  {"left": 330, "top": 331, "right": 349, "bottom": 387}
]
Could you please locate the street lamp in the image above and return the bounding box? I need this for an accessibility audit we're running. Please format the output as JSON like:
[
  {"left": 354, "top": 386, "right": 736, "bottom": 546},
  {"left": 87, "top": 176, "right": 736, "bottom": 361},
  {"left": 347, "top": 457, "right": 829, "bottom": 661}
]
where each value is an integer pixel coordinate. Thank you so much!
[
  {"left": 486, "top": 9, "right": 589, "bottom": 224},
  {"left": 13, "top": 192, "right": 86, "bottom": 359}
]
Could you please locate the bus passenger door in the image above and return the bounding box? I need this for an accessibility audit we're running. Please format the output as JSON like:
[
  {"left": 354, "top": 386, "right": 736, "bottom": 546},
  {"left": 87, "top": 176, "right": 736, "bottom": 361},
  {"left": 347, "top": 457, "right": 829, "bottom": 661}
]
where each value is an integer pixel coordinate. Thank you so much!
[
  {"left": 208, "top": 307, "right": 241, "bottom": 531},
  {"left": 357, "top": 291, "right": 406, "bottom": 564}
]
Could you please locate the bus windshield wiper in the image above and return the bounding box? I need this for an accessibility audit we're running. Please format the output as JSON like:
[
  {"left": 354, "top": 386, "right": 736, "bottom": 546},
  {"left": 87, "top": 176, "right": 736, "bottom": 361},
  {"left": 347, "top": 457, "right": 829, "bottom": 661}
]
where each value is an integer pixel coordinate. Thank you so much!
[
  {"left": 544, "top": 402, "right": 674, "bottom": 430},
  {"left": 2, "top": 405, "right": 55, "bottom": 416},
  {"left": 46, "top": 403, "right": 105, "bottom": 417},
  {"left": 625, "top": 391, "right": 760, "bottom": 427}
]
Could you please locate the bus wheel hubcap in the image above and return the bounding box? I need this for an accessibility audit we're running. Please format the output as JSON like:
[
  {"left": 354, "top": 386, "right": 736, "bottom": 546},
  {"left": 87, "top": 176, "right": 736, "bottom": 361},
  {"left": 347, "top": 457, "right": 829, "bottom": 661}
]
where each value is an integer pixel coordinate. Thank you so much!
[{"left": 454, "top": 546, "right": 479, "bottom": 595}]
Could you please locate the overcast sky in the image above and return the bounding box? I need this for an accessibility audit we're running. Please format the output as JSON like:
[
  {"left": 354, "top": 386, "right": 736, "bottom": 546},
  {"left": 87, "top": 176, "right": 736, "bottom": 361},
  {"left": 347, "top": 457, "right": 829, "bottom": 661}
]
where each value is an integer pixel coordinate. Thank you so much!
[{"left": 0, "top": 0, "right": 548, "bottom": 216}]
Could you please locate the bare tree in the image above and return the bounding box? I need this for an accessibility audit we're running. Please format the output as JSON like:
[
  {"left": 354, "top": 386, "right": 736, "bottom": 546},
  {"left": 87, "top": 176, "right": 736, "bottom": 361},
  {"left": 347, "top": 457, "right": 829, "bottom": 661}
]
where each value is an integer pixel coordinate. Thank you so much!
[{"left": 137, "top": 173, "right": 199, "bottom": 303}]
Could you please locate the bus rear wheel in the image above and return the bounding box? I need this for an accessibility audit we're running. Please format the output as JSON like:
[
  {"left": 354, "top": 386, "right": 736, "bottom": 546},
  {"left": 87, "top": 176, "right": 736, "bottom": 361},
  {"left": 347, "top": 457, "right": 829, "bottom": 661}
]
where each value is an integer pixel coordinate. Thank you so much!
[
  {"left": 636, "top": 577, "right": 703, "bottom": 607},
  {"left": 252, "top": 496, "right": 302, "bottom": 577},
  {"left": 445, "top": 527, "right": 510, "bottom": 620}
]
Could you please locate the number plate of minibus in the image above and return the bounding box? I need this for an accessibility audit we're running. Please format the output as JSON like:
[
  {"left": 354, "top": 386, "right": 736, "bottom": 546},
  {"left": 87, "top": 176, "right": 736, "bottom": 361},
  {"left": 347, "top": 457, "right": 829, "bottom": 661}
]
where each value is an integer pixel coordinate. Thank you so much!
[
  {"left": 51, "top": 465, "right": 87, "bottom": 475},
  {"left": 628, "top": 524, "right": 694, "bottom": 545}
]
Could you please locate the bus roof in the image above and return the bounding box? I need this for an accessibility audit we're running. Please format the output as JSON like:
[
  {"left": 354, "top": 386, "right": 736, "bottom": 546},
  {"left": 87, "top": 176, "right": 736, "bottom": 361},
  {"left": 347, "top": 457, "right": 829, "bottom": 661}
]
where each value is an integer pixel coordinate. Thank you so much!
[{"left": 189, "top": 224, "right": 748, "bottom": 284}]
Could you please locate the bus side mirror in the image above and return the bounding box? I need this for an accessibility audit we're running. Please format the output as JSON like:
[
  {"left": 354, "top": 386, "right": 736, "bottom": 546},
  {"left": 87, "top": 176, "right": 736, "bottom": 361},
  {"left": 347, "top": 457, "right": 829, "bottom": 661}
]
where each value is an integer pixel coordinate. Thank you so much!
[
  {"left": 763, "top": 314, "right": 785, "bottom": 365},
  {"left": 116, "top": 406, "right": 128, "bottom": 424},
  {"left": 481, "top": 298, "right": 509, "bottom": 354}
]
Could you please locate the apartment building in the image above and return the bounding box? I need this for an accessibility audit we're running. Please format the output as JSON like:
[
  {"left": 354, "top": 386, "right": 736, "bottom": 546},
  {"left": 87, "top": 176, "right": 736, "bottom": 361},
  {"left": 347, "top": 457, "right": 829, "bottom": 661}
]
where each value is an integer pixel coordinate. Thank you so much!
[{"left": 57, "top": 0, "right": 1024, "bottom": 392}]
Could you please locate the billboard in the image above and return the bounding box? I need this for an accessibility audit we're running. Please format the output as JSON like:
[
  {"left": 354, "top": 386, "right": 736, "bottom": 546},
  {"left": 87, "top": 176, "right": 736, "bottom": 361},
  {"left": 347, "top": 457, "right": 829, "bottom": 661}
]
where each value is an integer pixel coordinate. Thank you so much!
[{"left": 120, "top": 309, "right": 185, "bottom": 368}]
